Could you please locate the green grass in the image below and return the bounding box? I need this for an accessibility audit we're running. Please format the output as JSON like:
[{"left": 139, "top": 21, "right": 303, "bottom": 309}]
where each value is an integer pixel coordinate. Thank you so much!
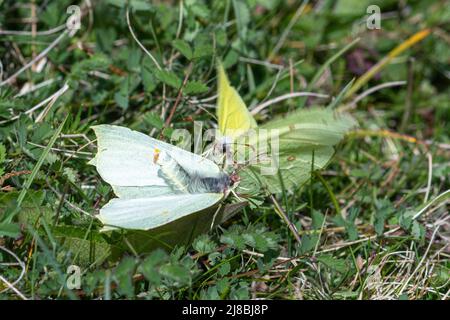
[{"left": 0, "top": 0, "right": 449, "bottom": 300}]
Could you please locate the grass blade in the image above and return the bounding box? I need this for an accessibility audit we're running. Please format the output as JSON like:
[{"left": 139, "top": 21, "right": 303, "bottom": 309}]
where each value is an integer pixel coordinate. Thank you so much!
[
  {"left": 344, "top": 28, "right": 431, "bottom": 99},
  {"left": 5, "top": 116, "right": 68, "bottom": 223}
]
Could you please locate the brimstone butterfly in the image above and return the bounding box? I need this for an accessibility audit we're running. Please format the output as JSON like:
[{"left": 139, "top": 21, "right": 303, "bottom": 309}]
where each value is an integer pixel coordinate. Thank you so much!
[
  {"left": 215, "top": 62, "right": 357, "bottom": 194},
  {"left": 89, "top": 125, "right": 233, "bottom": 231}
]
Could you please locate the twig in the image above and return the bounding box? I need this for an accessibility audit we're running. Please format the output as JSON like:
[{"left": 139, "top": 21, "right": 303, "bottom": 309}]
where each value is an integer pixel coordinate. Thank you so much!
[
  {"left": 269, "top": 0, "right": 309, "bottom": 59},
  {"left": 0, "top": 246, "right": 26, "bottom": 297},
  {"left": 15, "top": 78, "right": 56, "bottom": 97},
  {"left": 46, "top": 180, "right": 94, "bottom": 218},
  {"left": 0, "top": 29, "right": 68, "bottom": 87},
  {"left": 239, "top": 57, "right": 283, "bottom": 70},
  {"left": 398, "top": 226, "right": 440, "bottom": 295},
  {"left": 344, "top": 28, "right": 431, "bottom": 99},
  {"left": 0, "top": 24, "right": 65, "bottom": 36},
  {"left": 0, "top": 82, "right": 69, "bottom": 124},
  {"left": 163, "top": 63, "right": 193, "bottom": 128},
  {"left": 0, "top": 170, "right": 31, "bottom": 187},
  {"left": 0, "top": 275, "right": 28, "bottom": 300},
  {"left": 126, "top": 7, "right": 161, "bottom": 71},
  {"left": 424, "top": 153, "right": 433, "bottom": 203},
  {"left": 340, "top": 81, "right": 406, "bottom": 111},
  {"left": 250, "top": 92, "right": 329, "bottom": 115}
]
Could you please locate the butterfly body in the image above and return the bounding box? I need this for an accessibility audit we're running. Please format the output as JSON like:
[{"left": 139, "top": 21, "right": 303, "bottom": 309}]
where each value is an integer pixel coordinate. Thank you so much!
[
  {"left": 155, "top": 149, "right": 231, "bottom": 194},
  {"left": 189, "top": 172, "right": 231, "bottom": 194}
]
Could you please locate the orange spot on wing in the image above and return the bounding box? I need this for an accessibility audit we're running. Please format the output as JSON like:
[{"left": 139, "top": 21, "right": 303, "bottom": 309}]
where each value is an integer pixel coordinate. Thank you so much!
[{"left": 153, "top": 148, "right": 161, "bottom": 164}]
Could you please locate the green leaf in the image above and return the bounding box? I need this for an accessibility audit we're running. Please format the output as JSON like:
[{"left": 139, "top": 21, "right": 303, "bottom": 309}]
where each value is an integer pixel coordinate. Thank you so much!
[
  {"left": 373, "top": 200, "right": 393, "bottom": 236},
  {"left": 218, "top": 262, "right": 231, "bottom": 276},
  {"left": 332, "top": 209, "right": 359, "bottom": 241},
  {"left": 220, "top": 233, "right": 246, "bottom": 250},
  {"left": 70, "top": 54, "right": 110, "bottom": 80},
  {"left": 0, "top": 222, "right": 20, "bottom": 238},
  {"left": 63, "top": 167, "right": 78, "bottom": 183},
  {"left": 374, "top": 210, "right": 386, "bottom": 235},
  {"left": 183, "top": 81, "right": 209, "bottom": 95},
  {"left": 192, "top": 43, "right": 214, "bottom": 59},
  {"left": 106, "top": 0, "right": 152, "bottom": 11},
  {"left": 160, "top": 264, "right": 192, "bottom": 285},
  {"left": 143, "top": 112, "right": 164, "bottom": 130},
  {"left": 114, "top": 257, "right": 136, "bottom": 297},
  {"left": 114, "top": 76, "right": 132, "bottom": 110},
  {"left": 0, "top": 143, "right": 6, "bottom": 163},
  {"left": 127, "top": 47, "right": 142, "bottom": 71},
  {"left": 172, "top": 40, "right": 193, "bottom": 60},
  {"left": 317, "top": 254, "right": 348, "bottom": 273},
  {"left": 154, "top": 69, "right": 182, "bottom": 89},
  {"left": 411, "top": 221, "right": 425, "bottom": 240},
  {"left": 114, "top": 92, "right": 128, "bottom": 110},
  {"left": 312, "top": 210, "right": 325, "bottom": 229},
  {"left": 141, "top": 65, "right": 157, "bottom": 93},
  {"left": 232, "top": 0, "right": 250, "bottom": 40},
  {"left": 51, "top": 225, "right": 111, "bottom": 267},
  {"left": 299, "top": 234, "right": 318, "bottom": 254},
  {"left": 193, "top": 234, "right": 216, "bottom": 254},
  {"left": 333, "top": 0, "right": 375, "bottom": 17},
  {"left": 139, "top": 249, "right": 168, "bottom": 285}
]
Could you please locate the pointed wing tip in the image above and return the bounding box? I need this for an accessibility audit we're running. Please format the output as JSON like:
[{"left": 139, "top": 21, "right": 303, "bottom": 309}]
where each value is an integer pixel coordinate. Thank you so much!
[{"left": 87, "top": 157, "right": 97, "bottom": 166}]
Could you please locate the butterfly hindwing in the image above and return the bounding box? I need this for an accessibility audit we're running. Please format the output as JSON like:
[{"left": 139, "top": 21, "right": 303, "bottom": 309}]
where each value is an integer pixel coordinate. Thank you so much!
[{"left": 98, "top": 193, "right": 224, "bottom": 231}]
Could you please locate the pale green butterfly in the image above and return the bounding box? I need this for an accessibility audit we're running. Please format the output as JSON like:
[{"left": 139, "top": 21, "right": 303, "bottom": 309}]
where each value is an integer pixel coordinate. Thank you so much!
[
  {"left": 89, "top": 125, "right": 232, "bottom": 231},
  {"left": 215, "top": 62, "right": 358, "bottom": 194}
]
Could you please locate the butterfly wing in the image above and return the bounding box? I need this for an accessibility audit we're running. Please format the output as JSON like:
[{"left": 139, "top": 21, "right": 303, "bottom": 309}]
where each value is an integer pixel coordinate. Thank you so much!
[
  {"left": 236, "top": 108, "right": 357, "bottom": 194},
  {"left": 98, "top": 193, "right": 224, "bottom": 231},
  {"left": 111, "top": 185, "right": 174, "bottom": 199},
  {"left": 260, "top": 107, "right": 357, "bottom": 147},
  {"left": 89, "top": 125, "right": 221, "bottom": 198},
  {"left": 217, "top": 62, "right": 257, "bottom": 139}
]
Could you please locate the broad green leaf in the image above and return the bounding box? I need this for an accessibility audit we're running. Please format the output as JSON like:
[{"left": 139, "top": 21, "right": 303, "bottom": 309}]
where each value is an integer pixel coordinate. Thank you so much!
[
  {"left": 317, "top": 254, "right": 348, "bottom": 273},
  {"left": 193, "top": 234, "right": 216, "bottom": 254},
  {"left": 0, "top": 222, "right": 20, "bottom": 238},
  {"left": 154, "top": 69, "right": 182, "bottom": 89},
  {"left": 139, "top": 249, "right": 168, "bottom": 285},
  {"left": 184, "top": 81, "right": 209, "bottom": 95}
]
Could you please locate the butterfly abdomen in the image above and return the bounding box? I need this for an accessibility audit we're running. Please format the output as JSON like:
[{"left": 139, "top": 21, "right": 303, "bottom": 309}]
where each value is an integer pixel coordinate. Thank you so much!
[
  {"left": 189, "top": 173, "right": 230, "bottom": 194},
  {"left": 155, "top": 151, "right": 191, "bottom": 193}
]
